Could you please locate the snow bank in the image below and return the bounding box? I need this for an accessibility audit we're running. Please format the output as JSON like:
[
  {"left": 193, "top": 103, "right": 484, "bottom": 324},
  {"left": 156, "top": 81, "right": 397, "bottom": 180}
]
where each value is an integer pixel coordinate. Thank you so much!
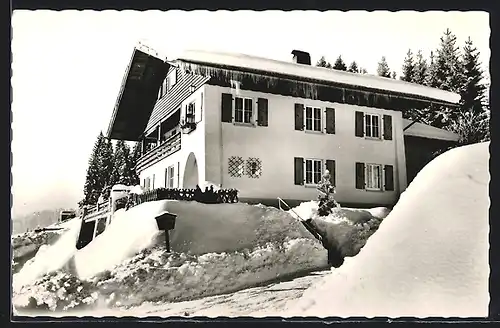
[
  {"left": 166, "top": 201, "right": 317, "bottom": 255},
  {"left": 287, "top": 142, "right": 490, "bottom": 318},
  {"left": 72, "top": 201, "right": 167, "bottom": 280},
  {"left": 288, "top": 201, "right": 390, "bottom": 258},
  {"left": 14, "top": 239, "right": 326, "bottom": 312},
  {"left": 13, "top": 218, "right": 82, "bottom": 293}
]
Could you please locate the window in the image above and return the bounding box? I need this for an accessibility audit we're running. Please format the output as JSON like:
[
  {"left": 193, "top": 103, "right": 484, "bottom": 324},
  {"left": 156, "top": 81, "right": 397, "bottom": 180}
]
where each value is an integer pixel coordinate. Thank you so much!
[
  {"left": 305, "top": 159, "right": 323, "bottom": 185},
  {"left": 305, "top": 106, "right": 322, "bottom": 132},
  {"left": 166, "top": 70, "right": 177, "bottom": 91},
  {"left": 165, "top": 165, "right": 175, "bottom": 188},
  {"left": 186, "top": 102, "right": 195, "bottom": 124},
  {"left": 365, "top": 113, "right": 381, "bottom": 138},
  {"left": 246, "top": 158, "right": 262, "bottom": 178},
  {"left": 234, "top": 97, "right": 254, "bottom": 124},
  {"left": 228, "top": 156, "right": 245, "bottom": 178},
  {"left": 366, "top": 164, "right": 383, "bottom": 190}
]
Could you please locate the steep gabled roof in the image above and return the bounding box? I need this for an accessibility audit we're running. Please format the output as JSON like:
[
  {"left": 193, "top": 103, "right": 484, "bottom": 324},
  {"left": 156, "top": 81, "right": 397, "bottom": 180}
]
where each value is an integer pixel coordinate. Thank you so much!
[
  {"left": 107, "top": 46, "right": 170, "bottom": 141},
  {"left": 177, "top": 50, "right": 460, "bottom": 105}
]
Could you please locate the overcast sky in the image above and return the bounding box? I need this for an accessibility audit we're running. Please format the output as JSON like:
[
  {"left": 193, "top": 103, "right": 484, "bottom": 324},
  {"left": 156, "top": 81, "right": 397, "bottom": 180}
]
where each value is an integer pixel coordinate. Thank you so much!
[{"left": 11, "top": 10, "right": 490, "bottom": 218}]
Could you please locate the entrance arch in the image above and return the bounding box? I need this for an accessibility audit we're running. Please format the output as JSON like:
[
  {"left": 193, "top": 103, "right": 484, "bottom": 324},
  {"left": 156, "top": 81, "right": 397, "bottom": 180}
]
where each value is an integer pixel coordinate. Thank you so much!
[{"left": 183, "top": 152, "right": 199, "bottom": 189}]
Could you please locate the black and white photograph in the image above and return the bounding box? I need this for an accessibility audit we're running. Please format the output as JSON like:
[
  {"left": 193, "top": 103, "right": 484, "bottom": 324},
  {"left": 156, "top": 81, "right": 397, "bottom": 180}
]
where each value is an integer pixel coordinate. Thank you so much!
[{"left": 11, "top": 10, "right": 491, "bottom": 319}]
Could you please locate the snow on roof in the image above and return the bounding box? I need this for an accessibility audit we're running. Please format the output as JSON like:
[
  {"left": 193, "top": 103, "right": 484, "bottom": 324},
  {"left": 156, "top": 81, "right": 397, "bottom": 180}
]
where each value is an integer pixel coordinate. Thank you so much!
[
  {"left": 403, "top": 119, "right": 459, "bottom": 142},
  {"left": 177, "top": 50, "right": 460, "bottom": 104}
]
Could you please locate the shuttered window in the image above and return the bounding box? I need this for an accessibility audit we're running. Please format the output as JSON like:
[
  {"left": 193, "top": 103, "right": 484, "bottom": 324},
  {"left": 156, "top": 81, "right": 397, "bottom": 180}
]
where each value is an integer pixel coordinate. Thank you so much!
[
  {"left": 305, "top": 158, "right": 323, "bottom": 185},
  {"left": 365, "top": 114, "right": 381, "bottom": 139},
  {"left": 365, "top": 164, "right": 382, "bottom": 190}
]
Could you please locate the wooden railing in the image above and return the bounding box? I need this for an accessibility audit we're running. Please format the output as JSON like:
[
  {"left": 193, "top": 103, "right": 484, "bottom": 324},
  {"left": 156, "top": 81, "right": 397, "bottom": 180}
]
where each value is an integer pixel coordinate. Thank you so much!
[
  {"left": 136, "top": 133, "right": 181, "bottom": 171},
  {"left": 83, "top": 200, "right": 110, "bottom": 221},
  {"left": 130, "top": 187, "right": 239, "bottom": 206}
]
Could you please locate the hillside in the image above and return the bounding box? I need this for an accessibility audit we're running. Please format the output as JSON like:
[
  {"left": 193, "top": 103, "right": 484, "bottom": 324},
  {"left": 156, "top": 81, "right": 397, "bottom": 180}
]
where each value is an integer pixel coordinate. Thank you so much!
[{"left": 12, "top": 208, "right": 72, "bottom": 234}]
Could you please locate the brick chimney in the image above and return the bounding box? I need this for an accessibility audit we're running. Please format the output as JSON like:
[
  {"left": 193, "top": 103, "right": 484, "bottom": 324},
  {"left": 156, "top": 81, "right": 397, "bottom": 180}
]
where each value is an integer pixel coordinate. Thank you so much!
[{"left": 291, "top": 50, "right": 311, "bottom": 65}]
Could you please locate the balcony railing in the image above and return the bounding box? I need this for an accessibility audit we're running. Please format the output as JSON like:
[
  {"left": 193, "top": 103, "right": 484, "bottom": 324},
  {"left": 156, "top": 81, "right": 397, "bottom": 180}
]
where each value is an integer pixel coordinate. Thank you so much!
[{"left": 137, "top": 132, "right": 181, "bottom": 171}]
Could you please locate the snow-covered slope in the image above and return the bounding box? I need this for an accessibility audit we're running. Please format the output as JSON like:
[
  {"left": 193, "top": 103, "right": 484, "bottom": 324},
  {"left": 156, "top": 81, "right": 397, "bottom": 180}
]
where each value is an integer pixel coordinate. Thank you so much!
[{"left": 286, "top": 142, "right": 490, "bottom": 318}]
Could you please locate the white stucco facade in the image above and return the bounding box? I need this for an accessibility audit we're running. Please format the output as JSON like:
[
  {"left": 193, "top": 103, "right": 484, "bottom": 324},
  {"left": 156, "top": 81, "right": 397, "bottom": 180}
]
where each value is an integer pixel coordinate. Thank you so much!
[{"left": 139, "top": 84, "right": 409, "bottom": 207}]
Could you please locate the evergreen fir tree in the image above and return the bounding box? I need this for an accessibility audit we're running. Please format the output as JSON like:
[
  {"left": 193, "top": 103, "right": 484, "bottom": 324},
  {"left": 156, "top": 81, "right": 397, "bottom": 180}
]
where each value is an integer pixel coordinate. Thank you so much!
[
  {"left": 412, "top": 50, "right": 428, "bottom": 85},
  {"left": 333, "top": 55, "right": 347, "bottom": 71},
  {"left": 81, "top": 132, "right": 106, "bottom": 206},
  {"left": 99, "top": 138, "right": 114, "bottom": 198},
  {"left": 426, "top": 29, "right": 466, "bottom": 127},
  {"left": 316, "top": 56, "right": 332, "bottom": 68},
  {"left": 425, "top": 50, "right": 439, "bottom": 87},
  {"left": 401, "top": 49, "right": 415, "bottom": 82},
  {"left": 434, "top": 28, "right": 465, "bottom": 93},
  {"left": 127, "top": 142, "right": 142, "bottom": 186},
  {"left": 377, "top": 56, "right": 391, "bottom": 78},
  {"left": 459, "top": 36, "right": 487, "bottom": 115},
  {"left": 110, "top": 140, "right": 128, "bottom": 186},
  {"left": 348, "top": 61, "right": 359, "bottom": 73}
]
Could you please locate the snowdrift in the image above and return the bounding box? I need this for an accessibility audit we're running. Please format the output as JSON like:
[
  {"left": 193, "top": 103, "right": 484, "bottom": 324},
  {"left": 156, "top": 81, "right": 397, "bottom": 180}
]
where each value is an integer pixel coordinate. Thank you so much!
[
  {"left": 288, "top": 202, "right": 390, "bottom": 258},
  {"left": 286, "top": 142, "right": 490, "bottom": 318},
  {"left": 13, "top": 201, "right": 328, "bottom": 312}
]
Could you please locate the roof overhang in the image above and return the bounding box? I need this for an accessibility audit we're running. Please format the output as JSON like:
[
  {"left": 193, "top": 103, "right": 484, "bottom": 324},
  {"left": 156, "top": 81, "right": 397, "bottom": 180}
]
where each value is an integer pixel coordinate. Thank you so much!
[
  {"left": 107, "top": 48, "right": 171, "bottom": 141},
  {"left": 403, "top": 119, "right": 459, "bottom": 142},
  {"left": 178, "top": 50, "right": 460, "bottom": 106}
]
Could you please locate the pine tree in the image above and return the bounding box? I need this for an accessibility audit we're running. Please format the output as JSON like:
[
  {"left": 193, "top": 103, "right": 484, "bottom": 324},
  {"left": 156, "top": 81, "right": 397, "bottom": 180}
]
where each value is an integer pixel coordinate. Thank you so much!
[
  {"left": 128, "top": 143, "right": 142, "bottom": 186},
  {"left": 100, "top": 138, "right": 114, "bottom": 198},
  {"left": 348, "top": 61, "right": 359, "bottom": 73},
  {"left": 333, "top": 55, "right": 347, "bottom": 71},
  {"left": 316, "top": 56, "right": 332, "bottom": 68},
  {"left": 460, "top": 37, "right": 487, "bottom": 115},
  {"left": 81, "top": 132, "right": 106, "bottom": 206},
  {"left": 434, "top": 28, "right": 465, "bottom": 93},
  {"left": 401, "top": 49, "right": 415, "bottom": 82},
  {"left": 110, "top": 140, "right": 128, "bottom": 186},
  {"left": 412, "top": 50, "right": 428, "bottom": 85},
  {"left": 425, "top": 50, "right": 439, "bottom": 87},
  {"left": 377, "top": 56, "right": 391, "bottom": 78},
  {"left": 428, "top": 29, "right": 466, "bottom": 127}
]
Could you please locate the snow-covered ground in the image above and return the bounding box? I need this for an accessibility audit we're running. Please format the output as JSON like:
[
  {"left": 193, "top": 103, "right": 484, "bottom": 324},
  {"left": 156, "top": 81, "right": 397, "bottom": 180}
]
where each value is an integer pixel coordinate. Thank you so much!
[
  {"left": 12, "top": 196, "right": 388, "bottom": 315},
  {"left": 285, "top": 142, "right": 490, "bottom": 318}
]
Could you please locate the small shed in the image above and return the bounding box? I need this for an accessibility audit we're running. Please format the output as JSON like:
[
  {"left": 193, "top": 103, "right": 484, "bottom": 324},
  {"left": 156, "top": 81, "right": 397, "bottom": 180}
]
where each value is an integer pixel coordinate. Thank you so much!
[{"left": 403, "top": 119, "right": 459, "bottom": 184}]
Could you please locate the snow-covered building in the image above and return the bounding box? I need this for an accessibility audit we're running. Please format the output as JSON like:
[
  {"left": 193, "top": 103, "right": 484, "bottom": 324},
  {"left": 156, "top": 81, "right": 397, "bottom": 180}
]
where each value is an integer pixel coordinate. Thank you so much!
[{"left": 106, "top": 46, "right": 459, "bottom": 208}]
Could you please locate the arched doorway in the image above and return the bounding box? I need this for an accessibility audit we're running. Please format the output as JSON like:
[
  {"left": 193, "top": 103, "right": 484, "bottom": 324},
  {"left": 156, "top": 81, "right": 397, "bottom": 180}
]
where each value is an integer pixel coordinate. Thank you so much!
[{"left": 183, "top": 152, "right": 199, "bottom": 189}]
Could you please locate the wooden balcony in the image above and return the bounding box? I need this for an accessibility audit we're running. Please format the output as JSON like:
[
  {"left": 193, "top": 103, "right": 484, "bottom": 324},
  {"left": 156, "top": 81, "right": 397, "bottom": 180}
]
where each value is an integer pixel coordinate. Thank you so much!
[{"left": 137, "top": 132, "right": 181, "bottom": 171}]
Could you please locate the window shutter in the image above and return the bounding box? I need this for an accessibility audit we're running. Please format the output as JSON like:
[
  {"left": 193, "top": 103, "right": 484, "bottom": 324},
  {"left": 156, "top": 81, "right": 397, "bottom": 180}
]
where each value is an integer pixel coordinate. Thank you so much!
[
  {"left": 221, "top": 93, "right": 233, "bottom": 123},
  {"left": 355, "top": 162, "right": 365, "bottom": 189},
  {"left": 383, "top": 114, "right": 393, "bottom": 140},
  {"left": 355, "top": 111, "right": 364, "bottom": 137},
  {"left": 294, "top": 157, "right": 304, "bottom": 185},
  {"left": 295, "top": 104, "right": 304, "bottom": 131},
  {"left": 384, "top": 164, "right": 394, "bottom": 191},
  {"left": 257, "top": 98, "right": 269, "bottom": 127},
  {"left": 326, "top": 160, "right": 336, "bottom": 186},
  {"left": 325, "top": 107, "right": 336, "bottom": 134}
]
